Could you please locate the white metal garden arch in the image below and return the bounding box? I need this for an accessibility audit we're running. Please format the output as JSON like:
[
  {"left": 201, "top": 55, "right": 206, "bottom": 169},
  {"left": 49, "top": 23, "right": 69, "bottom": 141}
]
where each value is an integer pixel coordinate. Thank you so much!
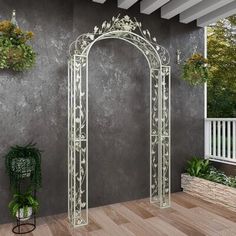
[{"left": 68, "top": 15, "right": 171, "bottom": 227}]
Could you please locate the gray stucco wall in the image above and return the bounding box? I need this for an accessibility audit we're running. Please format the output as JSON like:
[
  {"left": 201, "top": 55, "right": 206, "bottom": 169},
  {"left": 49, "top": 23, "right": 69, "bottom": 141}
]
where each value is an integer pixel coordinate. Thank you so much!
[{"left": 0, "top": 0, "right": 204, "bottom": 224}]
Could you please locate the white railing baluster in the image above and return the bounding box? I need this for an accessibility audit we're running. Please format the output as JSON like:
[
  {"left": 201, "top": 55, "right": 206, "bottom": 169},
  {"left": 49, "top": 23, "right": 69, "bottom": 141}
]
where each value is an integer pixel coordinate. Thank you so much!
[
  {"left": 213, "top": 121, "right": 216, "bottom": 157},
  {"left": 233, "top": 121, "right": 236, "bottom": 160},
  {"left": 205, "top": 118, "right": 236, "bottom": 165},
  {"left": 227, "top": 121, "right": 231, "bottom": 159},
  {"left": 222, "top": 121, "right": 226, "bottom": 158},
  {"left": 217, "top": 121, "right": 221, "bottom": 157},
  {"left": 204, "top": 120, "right": 211, "bottom": 157}
]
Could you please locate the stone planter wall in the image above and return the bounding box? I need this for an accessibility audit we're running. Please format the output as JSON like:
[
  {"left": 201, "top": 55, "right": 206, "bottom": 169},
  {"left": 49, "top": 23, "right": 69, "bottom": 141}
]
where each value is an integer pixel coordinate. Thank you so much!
[{"left": 181, "top": 173, "right": 236, "bottom": 212}]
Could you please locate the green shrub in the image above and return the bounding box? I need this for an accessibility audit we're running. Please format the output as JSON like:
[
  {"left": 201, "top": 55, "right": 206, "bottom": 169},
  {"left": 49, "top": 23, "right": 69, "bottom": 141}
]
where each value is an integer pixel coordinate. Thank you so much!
[
  {"left": 186, "top": 157, "right": 210, "bottom": 177},
  {"left": 186, "top": 157, "right": 236, "bottom": 188}
]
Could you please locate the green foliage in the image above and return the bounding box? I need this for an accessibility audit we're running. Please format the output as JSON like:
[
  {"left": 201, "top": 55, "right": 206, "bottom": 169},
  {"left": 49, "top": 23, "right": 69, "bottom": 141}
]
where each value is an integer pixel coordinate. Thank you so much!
[
  {"left": 207, "top": 15, "right": 236, "bottom": 117},
  {"left": 186, "top": 157, "right": 210, "bottom": 177},
  {"left": 8, "top": 191, "right": 39, "bottom": 218},
  {"left": 205, "top": 167, "right": 236, "bottom": 187},
  {"left": 0, "top": 20, "right": 35, "bottom": 71},
  {"left": 181, "top": 53, "right": 210, "bottom": 86},
  {"left": 186, "top": 157, "right": 236, "bottom": 187},
  {"left": 5, "top": 142, "right": 42, "bottom": 191}
]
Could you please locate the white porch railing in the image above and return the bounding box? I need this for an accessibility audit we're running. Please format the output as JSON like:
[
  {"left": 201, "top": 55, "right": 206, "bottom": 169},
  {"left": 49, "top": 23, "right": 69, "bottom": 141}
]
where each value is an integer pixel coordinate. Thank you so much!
[{"left": 205, "top": 118, "right": 236, "bottom": 165}]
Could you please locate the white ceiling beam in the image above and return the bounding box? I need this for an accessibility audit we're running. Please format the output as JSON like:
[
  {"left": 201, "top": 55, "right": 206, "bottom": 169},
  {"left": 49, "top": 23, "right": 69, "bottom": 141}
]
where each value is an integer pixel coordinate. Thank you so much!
[
  {"left": 197, "top": 1, "right": 236, "bottom": 27},
  {"left": 118, "top": 0, "right": 139, "bottom": 9},
  {"left": 140, "top": 0, "right": 170, "bottom": 15},
  {"left": 161, "top": 0, "right": 202, "bottom": 20},
  {"left": 180, "top": 0, "right": 235, "bottom": 24},
  {"left": 92, "top": 0, "right": 107, "bottom": 3}
]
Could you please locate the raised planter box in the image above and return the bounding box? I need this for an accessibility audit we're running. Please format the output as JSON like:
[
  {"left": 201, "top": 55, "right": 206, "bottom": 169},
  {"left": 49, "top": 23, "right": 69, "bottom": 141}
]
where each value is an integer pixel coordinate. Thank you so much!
[{"left": 181, "top": 173, "right": 236, "bottom": 212}]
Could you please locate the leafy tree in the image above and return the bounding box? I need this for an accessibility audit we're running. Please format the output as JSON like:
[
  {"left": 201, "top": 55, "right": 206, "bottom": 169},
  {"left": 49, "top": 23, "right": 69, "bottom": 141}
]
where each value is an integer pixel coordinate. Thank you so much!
[{"left": 207, "top": 15, "right": 236, "bottom": 117}]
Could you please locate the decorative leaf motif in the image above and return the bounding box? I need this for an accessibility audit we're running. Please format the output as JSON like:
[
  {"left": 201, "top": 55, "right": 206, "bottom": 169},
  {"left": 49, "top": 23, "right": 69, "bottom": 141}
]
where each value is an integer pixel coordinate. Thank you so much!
[
  {"left": 94, "top": 26, "right": 99, "bottom": 34},
  {"left": 89, "top": 34, "right": 94, "bottom": 40},
  {"left": 69, "top": 14, "right": 170, "bottom": 66}
]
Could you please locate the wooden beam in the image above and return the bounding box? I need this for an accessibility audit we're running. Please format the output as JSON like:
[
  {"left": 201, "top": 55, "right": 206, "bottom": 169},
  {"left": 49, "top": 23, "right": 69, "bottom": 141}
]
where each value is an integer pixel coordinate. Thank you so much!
[
  {"left": 118, "top": 0, "right": 139, "bottom": 9},
  {"left": 197, "top": 1, "right": 236, "bottom": 27},
  {"left": 161, "top": 0, "right": 202, "bottom": 20},
  {"left": 180, "top": 0, "right": 234, "bottom": 24},
  {"left": 92, "top": 0, "right": 107, "bottom": 3},
  {"left": 140, "top": 0, "right": 170, "bottom": 15}
]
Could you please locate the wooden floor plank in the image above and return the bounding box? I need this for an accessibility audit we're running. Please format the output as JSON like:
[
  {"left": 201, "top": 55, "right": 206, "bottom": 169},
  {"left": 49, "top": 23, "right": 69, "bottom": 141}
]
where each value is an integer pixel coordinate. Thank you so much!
[
  {"left": 121, "top": 222, "right": 165, "bottom": 236},
  {"left": 1, "top": 192, "right": 236, "bottom": 236},
  {"left": 102, "top": 206, "right": 129, "bottom": 225},
  {"left": 171, "top": 201, "right": 227, "bottom": 235},
  {"left": 89, "top": 208, "right": 132, "bottom": 236},
  {"left": 122, "top": 201, "right": 155, "bottom": 219},
  {"left": 111, "top": 203, "right": 166, "bottom": 236},
  {"left": 146, "top": 217, "right": 188, "bottom": 236},
  {"left": 176, "top": 192, "right": 236, "bottom": 222}
]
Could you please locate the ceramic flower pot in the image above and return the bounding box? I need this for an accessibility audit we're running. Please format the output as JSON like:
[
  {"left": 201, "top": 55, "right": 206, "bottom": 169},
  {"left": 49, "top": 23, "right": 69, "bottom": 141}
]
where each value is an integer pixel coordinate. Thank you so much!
[{"left": 16, "top": 207, "right": 33, "bottom": 221}]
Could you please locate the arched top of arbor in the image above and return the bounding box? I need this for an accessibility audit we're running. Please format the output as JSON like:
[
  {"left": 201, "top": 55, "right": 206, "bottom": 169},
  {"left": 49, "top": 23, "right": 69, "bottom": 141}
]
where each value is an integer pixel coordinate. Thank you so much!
[{"left": 69, "top": 15, "right": 170, "bottom": 68}]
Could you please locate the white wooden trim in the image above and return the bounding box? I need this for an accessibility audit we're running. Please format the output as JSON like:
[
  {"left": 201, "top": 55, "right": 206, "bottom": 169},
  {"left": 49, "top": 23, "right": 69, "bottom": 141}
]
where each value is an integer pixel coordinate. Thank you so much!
[
  {"left": 161, "top": 0, "right": 202, "bottom": 19},
  {"left": 205, "top": 119, "right": 236, "bottom": 164},
  {"left": 118, "top": 0, "right": 139, "bottom": 9},
  {"left": 197, "top": 1, "right": 236, "bottom": 27},
  {"left": 140, "top": 0, "right": 170, "bottom": 15},
  {"left": 180, "top": 0, "right": 234, "bottom": 23},
  {"left": 206, "top": 118, "right": 236, "bottom": 121},
  {"left": 92, "top": 0, "right": 107, "bottom": 3}
]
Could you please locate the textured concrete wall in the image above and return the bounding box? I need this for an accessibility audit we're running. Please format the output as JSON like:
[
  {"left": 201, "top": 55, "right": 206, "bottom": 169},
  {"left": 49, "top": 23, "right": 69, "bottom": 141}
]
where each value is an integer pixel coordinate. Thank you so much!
[{"left": 0, "top": 0, "right": 204, "bottom": 223}]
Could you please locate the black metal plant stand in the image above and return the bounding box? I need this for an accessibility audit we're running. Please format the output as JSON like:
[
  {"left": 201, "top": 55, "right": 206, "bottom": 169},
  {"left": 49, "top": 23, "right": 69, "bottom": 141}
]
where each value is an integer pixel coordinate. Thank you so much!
[
  {"left": 12, "top": 217, "right": 36, "bottom": 234},
  {"left": 12, "top": 182, "right": 37, "bottom": 234}
]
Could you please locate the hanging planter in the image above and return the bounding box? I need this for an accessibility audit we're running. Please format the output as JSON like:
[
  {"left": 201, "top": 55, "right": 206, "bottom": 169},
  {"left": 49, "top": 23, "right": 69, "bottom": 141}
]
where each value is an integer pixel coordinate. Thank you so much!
[
  {"left": 0, "top": 11, "right": 36, "bottom": 72},
  {"left": 5, "top": 142, "right": 42, "bottom": 191},
  {"left": 181, "top": 53, "right": 209, "bottom": 86}
]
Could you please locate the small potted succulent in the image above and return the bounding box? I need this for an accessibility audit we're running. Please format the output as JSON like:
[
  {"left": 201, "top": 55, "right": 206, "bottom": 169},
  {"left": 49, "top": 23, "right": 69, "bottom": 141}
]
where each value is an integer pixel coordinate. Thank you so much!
[
  {"left": 8, "top": 191, "right": 39, "bottom": 221},
  {"left": 5, "top": 142, "right": 42, "bottom": 191},
  {"left": 181, "top": 53, "right": 209, "bottom": 86}
]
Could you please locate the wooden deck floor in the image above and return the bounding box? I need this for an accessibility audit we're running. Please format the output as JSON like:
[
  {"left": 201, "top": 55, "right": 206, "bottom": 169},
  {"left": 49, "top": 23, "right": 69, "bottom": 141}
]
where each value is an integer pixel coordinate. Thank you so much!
[{"left": 1, "top": 192, "right": 236, "bottom": 236}]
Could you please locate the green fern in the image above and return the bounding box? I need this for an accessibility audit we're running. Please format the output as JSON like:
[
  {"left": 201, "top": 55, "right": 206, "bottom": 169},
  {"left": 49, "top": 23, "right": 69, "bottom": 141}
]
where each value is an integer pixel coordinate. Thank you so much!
[
  {"left": 186, "top": 157, "right": 210, "bottom": 177},
  {"left": 186, "top": 157, "right": 236, "bottom": 188},
  {"left": 8, "top": 191, "right": 39, "bottom": 218}
]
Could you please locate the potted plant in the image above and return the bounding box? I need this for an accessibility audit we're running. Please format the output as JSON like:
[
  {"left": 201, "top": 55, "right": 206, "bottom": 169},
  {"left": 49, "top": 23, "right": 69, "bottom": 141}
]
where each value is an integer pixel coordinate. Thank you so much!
[
  {"left": 5, "top": 142, "right": 42, "bottom": 191},
  {"left": 181, "top": 53, "right": 209, "bottom": 86},
  {"left": 8, "top": 191, "right": 39, "bottom": 221},
  {"left": 0, "top": 19, "right": 36, "bottom": 71},
  {"left": 181, "top": 157, "right": 236, "bottom": 212}
]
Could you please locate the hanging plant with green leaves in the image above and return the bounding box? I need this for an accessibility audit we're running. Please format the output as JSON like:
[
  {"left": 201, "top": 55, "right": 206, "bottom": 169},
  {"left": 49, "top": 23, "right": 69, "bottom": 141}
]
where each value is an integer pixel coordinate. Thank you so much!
[
  {"left": 181, "top": 53, "right": 209, "bottom": 86},
  {"left": 0, "top": 19, "right": 36, "bottom": 71},
  {"left": 5, "top": 142, "right": 42, "bottom": 191}
]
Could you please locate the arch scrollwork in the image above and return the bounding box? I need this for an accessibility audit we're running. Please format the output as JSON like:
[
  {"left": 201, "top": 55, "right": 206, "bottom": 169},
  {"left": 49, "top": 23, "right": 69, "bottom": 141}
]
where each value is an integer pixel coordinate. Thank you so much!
[{"left": 68, "top": 15, "right": 171, "bottom": 227}]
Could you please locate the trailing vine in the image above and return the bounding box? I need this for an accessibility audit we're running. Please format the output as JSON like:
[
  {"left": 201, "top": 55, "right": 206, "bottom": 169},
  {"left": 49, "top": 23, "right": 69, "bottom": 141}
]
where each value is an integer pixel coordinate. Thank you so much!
[{"left": 5, "top": 142, "right": 42, "bottom": 191}]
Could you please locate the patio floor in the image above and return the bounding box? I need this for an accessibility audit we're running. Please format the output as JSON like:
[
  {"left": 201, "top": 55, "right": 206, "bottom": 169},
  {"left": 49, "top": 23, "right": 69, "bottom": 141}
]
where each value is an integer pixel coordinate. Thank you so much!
[{"left": 1, "top": 192, "right": 236, "bottom": 236}]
